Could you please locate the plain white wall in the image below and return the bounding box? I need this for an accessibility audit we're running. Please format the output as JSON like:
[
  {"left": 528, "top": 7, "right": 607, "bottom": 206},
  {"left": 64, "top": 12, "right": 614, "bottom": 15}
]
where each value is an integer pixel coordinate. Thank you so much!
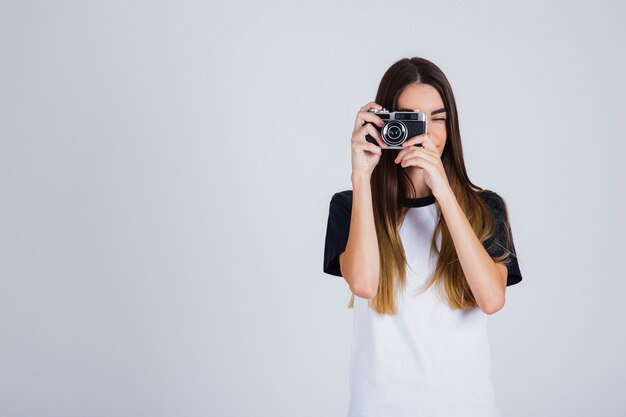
[{"left": 1, "top": 1, "right": 625, "bottom": 416}]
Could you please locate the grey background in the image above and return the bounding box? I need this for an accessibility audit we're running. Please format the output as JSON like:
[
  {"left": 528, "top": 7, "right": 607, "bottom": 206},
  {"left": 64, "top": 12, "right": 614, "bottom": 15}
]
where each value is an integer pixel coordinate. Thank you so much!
[{"left": 1, "top": 1, "right": 625, "bottom": 416}]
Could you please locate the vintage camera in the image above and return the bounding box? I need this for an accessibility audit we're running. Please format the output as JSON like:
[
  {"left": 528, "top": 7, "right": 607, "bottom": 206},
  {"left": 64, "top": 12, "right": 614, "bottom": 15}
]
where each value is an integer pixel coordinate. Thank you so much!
[{"left": 365, "top": 108, "right": 427, "bottom": 149}]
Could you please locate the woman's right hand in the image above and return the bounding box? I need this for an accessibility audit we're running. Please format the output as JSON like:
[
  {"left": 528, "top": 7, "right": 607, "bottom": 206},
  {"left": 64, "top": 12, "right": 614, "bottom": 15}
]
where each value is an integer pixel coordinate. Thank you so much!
[{"left": 351, "top": 101, "right": 388, "bottom": 178}]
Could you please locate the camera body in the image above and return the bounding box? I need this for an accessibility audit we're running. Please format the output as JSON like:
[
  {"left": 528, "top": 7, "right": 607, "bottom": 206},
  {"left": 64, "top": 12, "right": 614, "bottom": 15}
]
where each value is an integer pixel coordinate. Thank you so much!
[{"left": 365, "top": 108, "right": 427, "bottom": 149}]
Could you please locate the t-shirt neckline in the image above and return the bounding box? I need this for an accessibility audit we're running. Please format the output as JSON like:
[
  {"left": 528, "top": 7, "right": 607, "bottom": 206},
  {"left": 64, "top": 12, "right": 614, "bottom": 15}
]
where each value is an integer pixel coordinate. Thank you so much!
[{"left": 400, "top": 194, "right": 436, "bottom": 207}]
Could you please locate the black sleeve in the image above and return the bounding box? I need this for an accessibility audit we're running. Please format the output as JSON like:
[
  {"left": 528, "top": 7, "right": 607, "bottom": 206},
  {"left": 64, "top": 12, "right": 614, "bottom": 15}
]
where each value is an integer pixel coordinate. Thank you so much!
[
  {"left": 323, "top": 191, "right": 352, "bottom": 277},
  {"left": 481, "top": 191, "right": 523, "bottom": 287}
]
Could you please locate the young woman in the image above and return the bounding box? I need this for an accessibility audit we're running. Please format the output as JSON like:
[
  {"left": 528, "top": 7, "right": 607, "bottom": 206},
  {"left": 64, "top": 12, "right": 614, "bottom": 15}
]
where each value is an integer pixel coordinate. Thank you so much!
[{"left": 323, "top": 57, "right": 523, "bottom": 417}]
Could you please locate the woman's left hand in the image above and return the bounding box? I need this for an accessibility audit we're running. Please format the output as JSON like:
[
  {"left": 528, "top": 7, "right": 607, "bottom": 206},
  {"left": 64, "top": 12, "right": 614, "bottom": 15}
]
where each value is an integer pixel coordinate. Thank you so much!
[{"left": 393, "top": 133, "right": 453, "bottom": 199}]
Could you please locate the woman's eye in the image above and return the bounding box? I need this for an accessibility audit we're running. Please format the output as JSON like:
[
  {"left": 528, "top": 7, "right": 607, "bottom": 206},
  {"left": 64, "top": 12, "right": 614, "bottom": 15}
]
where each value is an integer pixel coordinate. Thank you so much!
[{"left": 433, "top": 118, "right": 446, "bottom": 121}]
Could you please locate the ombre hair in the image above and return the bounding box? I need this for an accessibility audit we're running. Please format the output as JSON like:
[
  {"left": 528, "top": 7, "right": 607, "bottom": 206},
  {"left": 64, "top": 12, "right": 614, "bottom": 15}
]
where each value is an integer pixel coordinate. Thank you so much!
[{"left": 348, "top": 57, "right": 515, "bottom": 315}]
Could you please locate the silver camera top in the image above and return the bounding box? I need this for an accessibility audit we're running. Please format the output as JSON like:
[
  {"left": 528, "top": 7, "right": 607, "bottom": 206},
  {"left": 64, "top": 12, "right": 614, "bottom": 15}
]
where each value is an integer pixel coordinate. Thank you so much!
[{"left": 369, "top": 107, "right": 423, "bottom": 113}]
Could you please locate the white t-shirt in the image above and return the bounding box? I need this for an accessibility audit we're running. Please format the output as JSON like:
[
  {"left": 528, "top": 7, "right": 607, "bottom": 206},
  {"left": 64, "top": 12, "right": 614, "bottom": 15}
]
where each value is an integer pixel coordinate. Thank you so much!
[{"left": 323, "top": 190, "right": 522, "bottom": 417}]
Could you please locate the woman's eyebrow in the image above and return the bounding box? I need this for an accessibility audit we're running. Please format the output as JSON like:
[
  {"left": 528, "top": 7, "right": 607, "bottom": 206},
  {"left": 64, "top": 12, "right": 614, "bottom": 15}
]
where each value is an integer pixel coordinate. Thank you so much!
[
  {"left": 431, "top": 107, "right": 446, "bottom": 115},
  {"left": 397, "top": 107, "right": 447, "bottom": 115}
]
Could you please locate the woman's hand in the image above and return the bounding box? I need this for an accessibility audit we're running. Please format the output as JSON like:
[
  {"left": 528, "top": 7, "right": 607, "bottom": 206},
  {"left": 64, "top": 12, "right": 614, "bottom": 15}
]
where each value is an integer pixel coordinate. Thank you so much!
[
  {"left": 393, "top": 133, "right": 453, "bottom": 199},
  {"left": 351, "top": 101, "right": 388, "bottom": 178}
]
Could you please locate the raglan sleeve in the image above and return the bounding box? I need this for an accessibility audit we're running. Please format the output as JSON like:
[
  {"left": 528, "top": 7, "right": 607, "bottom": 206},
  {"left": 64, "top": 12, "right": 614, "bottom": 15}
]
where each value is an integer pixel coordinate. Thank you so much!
[
  {"left": 323, "top": 192, "right": 352, "bottom": 277},
  {"left": 482, "top": 191, "right": 523, "bottom": 287}
]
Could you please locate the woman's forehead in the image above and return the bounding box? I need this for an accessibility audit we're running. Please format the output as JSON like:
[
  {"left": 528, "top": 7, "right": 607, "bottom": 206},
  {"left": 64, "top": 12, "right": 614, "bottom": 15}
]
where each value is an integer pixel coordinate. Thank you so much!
[{"left": 396, "top": 83, "right": 444, "bottom": 109}]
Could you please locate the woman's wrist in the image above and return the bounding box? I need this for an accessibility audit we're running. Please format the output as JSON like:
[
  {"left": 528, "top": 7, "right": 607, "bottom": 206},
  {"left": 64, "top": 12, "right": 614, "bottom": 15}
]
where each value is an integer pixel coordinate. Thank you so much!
[
  {"left": 351, "top": 171, "right": 371, "bottom": 186},
  {"left": 433, "top": 185, "right": 455, "bottom": 204}
]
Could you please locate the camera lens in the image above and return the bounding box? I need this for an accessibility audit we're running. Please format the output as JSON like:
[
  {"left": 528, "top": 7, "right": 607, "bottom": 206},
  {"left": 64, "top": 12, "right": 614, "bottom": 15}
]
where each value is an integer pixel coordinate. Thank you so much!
[
  {"left": 389, "top": 126, "right": 401, "bottom": 139},
  {"left": 382, "top": 121, "right": 407, "bottom": 145}
]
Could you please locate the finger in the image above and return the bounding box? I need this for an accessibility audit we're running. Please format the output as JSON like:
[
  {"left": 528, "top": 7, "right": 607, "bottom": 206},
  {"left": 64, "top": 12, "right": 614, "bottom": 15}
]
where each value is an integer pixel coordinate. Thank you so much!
[
  {"left": 403, "top": 142, "right": 437, "bottom": 159},
  {"left": 353, "top": 123, "right": 388, "bottom": 149},
  {"left": 359, "top": 101, "right": 383, "bottom": 112},
  {"left": 353, "top": 110, "right": 386, "bottom": 133},
  {"left": 363, "top": 142, "right": 382, "bottom": 156},
  {"left": 394, "top": 144, "right": 418, "bottom": 163},
  {"left": 399, "top": 154, "right": 430, "bottom": 169},
  {"left": 395, "top": 147, "right": 436, "bottom": 165},
  {"left": 421, "top": 135, "right": 438, "bottom": 152},
  {"left": 394, "top": 147, "right": 410, "bottom": 163},
  {"left": 353, "top": 140, "right": 382, "bottom": 158},
  {"left": 401, "top": 132, "right": 429, "bottom": 149}
]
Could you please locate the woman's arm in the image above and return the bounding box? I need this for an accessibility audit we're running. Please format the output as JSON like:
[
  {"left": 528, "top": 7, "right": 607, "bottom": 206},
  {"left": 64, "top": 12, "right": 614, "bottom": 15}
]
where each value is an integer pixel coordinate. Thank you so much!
[
  {"left": 393, "top": 133, "right": 509, "bottom": 314},
  {"left": 339, "top": 173, "right": 381, "bottom": 299},
  {"left": 436, "top": 191, "right": 506, "bottom": 314}
]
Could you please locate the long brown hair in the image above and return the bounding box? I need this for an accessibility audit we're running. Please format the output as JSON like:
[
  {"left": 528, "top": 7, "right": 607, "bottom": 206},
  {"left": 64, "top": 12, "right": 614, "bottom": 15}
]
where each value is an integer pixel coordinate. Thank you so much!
[{"left": 348, "top": 57, "right": 514, "bottom": 315}]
